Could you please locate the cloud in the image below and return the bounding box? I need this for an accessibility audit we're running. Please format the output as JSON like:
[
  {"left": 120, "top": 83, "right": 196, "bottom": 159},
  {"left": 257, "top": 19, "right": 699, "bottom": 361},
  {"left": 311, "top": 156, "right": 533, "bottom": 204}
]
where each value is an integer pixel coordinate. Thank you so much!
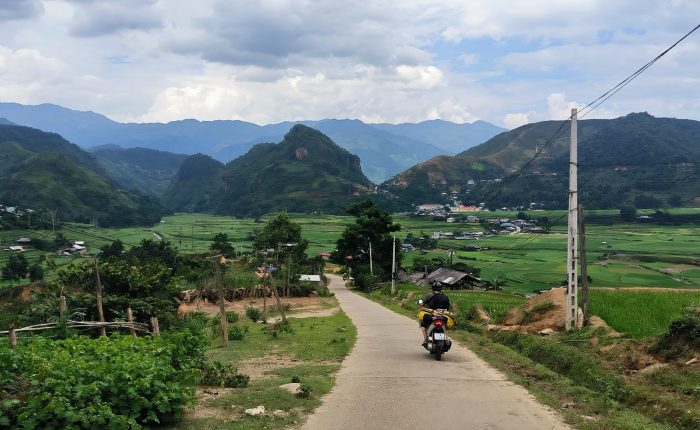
[
  {"left": 503, "top": 112, "right": 533, "bottom": 129},
  {"left": 69, "top": 0, "right": 162, "bottom": 37},
  {"left": 163, "top": 0, "right": 435, "bottom": 69},
  {"left": 0, "top": 0, "right": 43, "bottom": 22}
]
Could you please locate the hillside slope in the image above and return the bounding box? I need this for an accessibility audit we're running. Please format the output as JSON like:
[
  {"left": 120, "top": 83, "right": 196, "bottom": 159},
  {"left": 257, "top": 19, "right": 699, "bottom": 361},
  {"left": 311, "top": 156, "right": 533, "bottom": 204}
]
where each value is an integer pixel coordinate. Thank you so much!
[
  {"left": 0, "top": 125, "right": 163, "bottom": 226},
  {"left": 164, "top": 125, "right": 378, "bottom": 217},
  {"left": 384, "top": 113, "right": 700, "bottom": 209},
  {"left": 91, "top": 145, "right": 188, "bottom": 197}
]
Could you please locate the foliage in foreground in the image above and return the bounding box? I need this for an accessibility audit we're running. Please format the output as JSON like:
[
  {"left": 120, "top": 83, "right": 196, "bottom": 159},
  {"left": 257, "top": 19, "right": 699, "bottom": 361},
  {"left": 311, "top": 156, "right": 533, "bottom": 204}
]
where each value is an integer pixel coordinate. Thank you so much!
[{"left": 0, "top": 333, "right": 204, "bottom": 429}]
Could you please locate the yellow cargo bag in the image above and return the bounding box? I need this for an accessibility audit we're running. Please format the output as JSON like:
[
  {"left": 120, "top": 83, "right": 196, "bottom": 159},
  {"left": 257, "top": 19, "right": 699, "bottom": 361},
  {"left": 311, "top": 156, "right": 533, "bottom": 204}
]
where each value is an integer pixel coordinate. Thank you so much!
[{"left": 417, "top": 307, "right": 456, "bottom": 329}]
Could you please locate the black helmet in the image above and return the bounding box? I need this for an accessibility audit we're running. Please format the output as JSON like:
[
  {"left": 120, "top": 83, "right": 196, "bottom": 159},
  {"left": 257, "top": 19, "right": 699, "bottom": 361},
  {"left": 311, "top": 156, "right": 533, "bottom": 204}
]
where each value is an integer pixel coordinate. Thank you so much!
[{"left": 432, "top": 281, "right": 443, "bottom": 292}]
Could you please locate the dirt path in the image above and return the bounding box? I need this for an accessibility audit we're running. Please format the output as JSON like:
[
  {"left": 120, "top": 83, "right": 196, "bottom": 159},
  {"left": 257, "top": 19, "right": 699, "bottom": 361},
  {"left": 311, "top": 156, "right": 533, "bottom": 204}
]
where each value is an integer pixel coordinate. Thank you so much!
[{"left": 302, "top": 274, "right": 570, "bottom": 430}]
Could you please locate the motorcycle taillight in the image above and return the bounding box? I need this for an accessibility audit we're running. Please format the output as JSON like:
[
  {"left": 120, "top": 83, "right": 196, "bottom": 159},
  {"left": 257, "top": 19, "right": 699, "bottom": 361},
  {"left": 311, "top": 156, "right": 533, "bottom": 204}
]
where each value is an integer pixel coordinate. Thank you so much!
[{"left": 434, "top": 320, "right": 444, "bottom": 326}]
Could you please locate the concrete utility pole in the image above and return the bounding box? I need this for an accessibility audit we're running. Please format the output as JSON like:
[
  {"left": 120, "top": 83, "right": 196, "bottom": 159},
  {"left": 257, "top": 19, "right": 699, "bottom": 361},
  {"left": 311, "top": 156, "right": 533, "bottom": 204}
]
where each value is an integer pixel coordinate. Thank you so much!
[
  {"left": 93, "top": 257, "right": 107, "bottom": 337},
  {"left": 214, "top": 256, "right": 229, "bottom": 347},
  {"left": 566, "top": 108, "right": 579, "bottom": 331},
  {"left": 391, "top": 236, "right": 396, "bottom": 294},
  {"left": 578, "top": 204, "right": 589, "bottom": 325}
]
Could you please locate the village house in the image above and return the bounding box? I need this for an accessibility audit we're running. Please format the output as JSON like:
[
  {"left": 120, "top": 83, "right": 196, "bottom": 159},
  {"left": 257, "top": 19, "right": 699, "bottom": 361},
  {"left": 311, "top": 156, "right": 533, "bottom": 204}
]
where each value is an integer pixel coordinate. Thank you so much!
[{"left": 426, "top": 267, "right": 480, "bottom": 290}]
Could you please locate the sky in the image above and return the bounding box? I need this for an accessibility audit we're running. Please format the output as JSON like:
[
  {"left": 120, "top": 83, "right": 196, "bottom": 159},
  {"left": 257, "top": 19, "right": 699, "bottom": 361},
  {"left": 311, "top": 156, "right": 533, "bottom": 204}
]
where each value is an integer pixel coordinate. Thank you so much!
[{"left": 0, "top": 0, "right": 698, "bottom": 128}]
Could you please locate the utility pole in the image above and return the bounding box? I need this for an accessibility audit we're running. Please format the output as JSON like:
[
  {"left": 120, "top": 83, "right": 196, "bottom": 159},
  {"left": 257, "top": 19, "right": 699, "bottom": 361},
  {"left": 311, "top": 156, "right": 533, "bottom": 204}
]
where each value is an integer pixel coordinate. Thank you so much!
[
  {"left": 369, "top": 241, "right": 373, "bottom": 276},
  {"left": 391, "top": 236, "right": 396, "bottom": 295},
  {"left": 566, "top": 108, "right": 579, "bottom": 331},
  {"left": 578, "top": 204, "right": 589, "bottom": 325}
]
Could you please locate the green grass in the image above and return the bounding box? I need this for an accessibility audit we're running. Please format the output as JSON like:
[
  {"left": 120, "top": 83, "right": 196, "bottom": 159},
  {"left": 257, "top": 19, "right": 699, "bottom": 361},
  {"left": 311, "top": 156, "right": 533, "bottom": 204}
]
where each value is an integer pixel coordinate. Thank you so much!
[
  {"left": 3, "top": 210, "right": 699, "bottom": 296},
  {"left": 175, "top": 310, "right": 357, "bottom": 429},
  {"left": 587, "top": 289, "right": 700, "bottom": 338}
]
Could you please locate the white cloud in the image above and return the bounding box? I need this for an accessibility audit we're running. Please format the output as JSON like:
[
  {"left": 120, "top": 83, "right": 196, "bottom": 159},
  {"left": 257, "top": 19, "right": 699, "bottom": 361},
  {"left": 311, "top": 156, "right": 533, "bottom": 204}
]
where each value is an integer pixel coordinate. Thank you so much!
[{"left": 503, "top": 112, "right": 533, "bottom": 129}]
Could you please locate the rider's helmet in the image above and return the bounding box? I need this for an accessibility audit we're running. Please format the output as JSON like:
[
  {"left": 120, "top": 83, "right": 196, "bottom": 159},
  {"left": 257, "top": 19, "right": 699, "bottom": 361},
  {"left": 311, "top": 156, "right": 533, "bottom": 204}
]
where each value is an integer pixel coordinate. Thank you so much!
[{"left": 432, "top": 281, "right": 443, "bottom": 292}]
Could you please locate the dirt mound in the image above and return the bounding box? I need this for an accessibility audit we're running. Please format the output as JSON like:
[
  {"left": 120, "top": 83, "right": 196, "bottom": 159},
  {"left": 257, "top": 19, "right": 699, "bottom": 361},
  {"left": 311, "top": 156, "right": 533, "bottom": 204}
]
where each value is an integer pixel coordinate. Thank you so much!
[{"left": 492, "top": 288, "right": 585, "bottom": 334}]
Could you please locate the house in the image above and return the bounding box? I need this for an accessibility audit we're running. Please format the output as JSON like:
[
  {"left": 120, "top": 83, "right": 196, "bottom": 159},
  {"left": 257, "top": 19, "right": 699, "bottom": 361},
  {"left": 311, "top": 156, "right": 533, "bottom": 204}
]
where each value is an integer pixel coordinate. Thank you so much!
[
  {"left": 74, "top": 241, "right": 85, "bottom": 246},
  {"left": 6, "top": 245, "right": 24, "bottom": 253},
  {"left": 450, "top": 205, "right": 480, "bottom": 212},
  {"left": 299, "top": 274, "right": 322, "bottom": 282},
  {"left": 418, "top": 204, "right": 443, "bottom": 211},
  {"left": 426, "top": 267, "right": 480, "bottom": 289},
  {"left": 16, "top": 238, "right": 32, "bottom": 245},
  {"left": 319, "top": 252, "right": 331, "bottom": 260},
  {"left": 446, "top": 217, "right": 456, "bottom": 223}
]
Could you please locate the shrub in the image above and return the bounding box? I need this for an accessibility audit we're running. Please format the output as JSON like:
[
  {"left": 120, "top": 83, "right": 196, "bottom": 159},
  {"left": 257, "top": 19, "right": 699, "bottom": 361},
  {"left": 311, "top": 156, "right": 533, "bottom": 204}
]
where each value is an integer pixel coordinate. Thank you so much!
[
  {"left": 651, "top": 308, "right": 700, "bottom": 360},
  {"left": 296, "top": 383, "right": 311, "bottom": 399},
  {"left": 200, "top": 361, "right": 249, "bottom": 388},
  {"left": 245, "top": 306, "right": 263, "bottom": 322},
  {"left": 291, "top": 376, "right": 300, "bottom": 383},
  {"left": 0, "top": 335, "right": 195, "bottom": 428},
  {"left": 227, "top": 325, "right": 246, "bottom": 341},
  {"left": 226, "top": 311, "right": 239, "bottom": 324}
]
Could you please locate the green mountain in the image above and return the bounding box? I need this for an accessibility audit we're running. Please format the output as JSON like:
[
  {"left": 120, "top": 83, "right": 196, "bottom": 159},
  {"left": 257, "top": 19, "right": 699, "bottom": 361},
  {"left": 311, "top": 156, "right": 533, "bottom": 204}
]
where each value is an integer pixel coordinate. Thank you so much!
[
  {"left": 91, "top": 145, "right": 188, "bottom": 197},
  {"left": 162, "top": 154, "right": 225, "bottom": 213},
  {"left": 384, "top": 113, "right": 700, "bottom": 209},
  {"left": 0, "top": 124, "right": 163, "bottom": 227},
  {"left": 165, "top": 125, "right": 378, "bottom": 217}
]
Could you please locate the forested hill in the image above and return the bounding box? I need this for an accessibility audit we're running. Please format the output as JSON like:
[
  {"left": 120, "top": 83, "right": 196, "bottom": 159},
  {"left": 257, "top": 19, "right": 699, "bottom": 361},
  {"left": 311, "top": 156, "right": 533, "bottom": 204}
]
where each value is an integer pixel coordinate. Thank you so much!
[
  {"left": 0, "top": 124, "right": 163, "bottom": 227},
  {"left": 164, "top": 125, "right": 384, "bottom": 217},
  {"left": 383, "top": 113, "right": 700, "bottom": 209},
  {"left": 90, "top": 145, "right": 188, "bottom": 197}
]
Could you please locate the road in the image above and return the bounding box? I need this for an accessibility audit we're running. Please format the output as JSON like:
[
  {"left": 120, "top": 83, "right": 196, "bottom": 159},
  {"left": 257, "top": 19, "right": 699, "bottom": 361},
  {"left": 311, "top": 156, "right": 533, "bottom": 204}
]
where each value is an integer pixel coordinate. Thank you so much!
[{"left": 303, "top": 274, "right": 571, "bottom": 430}]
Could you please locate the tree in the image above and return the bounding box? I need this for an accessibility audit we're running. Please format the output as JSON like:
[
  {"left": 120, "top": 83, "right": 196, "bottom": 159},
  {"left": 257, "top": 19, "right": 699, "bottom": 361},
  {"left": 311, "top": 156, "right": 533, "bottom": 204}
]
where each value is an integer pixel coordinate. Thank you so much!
[
  {"left": 331, "top": 199, "right": 401, "bottom": 278},
  {"left": 2, "top": 253, "right": 29, "bottom": 280},
  {"left": 100, "top": 240, "right": 124, "bottom": 258},
  {"left": 619, "top": 205, "right": 637, "bottom": 222},
  {"left": 54, "top": 232, "right": 70, "bottom": 249},
  {"left": 252, "top": 213, "right": 308, "bottom": 262},
  {"left": 28, "top": 263, "right": 44, "bottom": 282},
  {"left": 210, "top": 233, "right": 234, "bottom": 257}
]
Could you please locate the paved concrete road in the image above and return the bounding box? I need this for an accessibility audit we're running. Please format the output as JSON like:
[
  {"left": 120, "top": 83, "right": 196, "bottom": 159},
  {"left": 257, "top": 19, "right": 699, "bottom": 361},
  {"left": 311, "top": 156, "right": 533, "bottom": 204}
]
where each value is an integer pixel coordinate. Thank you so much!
[{"left": 303, "top": 274, "right": 571, "bottom": 430}]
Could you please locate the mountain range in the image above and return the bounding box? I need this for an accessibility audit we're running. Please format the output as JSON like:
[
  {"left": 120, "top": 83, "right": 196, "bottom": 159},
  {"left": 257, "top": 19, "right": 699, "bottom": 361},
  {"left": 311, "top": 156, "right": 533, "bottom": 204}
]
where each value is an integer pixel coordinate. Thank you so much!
[
  {"left": 384, "top": 113, "right": 700, "bottom": 209},
  {"left": 164, "top": 125, "right": 387, "bottom": 217},
  {"left": 0, "top": 103, "right": 505, "bottom": 183},
  {"left": 0, "top": 124, "right": 163, "bottom": 227}
]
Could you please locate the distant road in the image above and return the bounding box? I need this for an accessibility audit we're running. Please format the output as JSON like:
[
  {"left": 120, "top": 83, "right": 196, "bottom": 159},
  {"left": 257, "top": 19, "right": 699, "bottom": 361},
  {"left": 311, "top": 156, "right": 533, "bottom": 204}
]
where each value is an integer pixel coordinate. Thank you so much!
[{"left": 303, "top": 274, "right": 571, "bottom": 430}]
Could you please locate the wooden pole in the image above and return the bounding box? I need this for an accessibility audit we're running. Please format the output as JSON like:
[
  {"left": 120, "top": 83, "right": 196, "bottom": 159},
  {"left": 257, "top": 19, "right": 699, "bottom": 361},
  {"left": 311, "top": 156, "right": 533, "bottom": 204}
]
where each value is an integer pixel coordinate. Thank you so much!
[
  {"left": 150, "top": 317, "right": 160, "bottom": 336},
  {"left": 578, "top": 204, "right": 589, "bottom": 325},
  {"left": 268, "top": 272, "right": 287, "bottom": 324},
  {"left": 93, "top": 258, "right": 106, "bottom": 337},
  {"left": 59, "top": 295, "right": 67, "bottom": 319},
  {"left": 126, "top": 307, "right": 137, "bottom": 338},
  {"left": 9, "top": 323, "right": 16, "bottom": 349},
  {"left": 369, "top": 241, "right": 373, "bottom": 276},
  {"left": 215, "top": 257, "right": 229, "bottom": 347},
  {"left": 263, "top": 286, "right": 267, "bottom": 313}
]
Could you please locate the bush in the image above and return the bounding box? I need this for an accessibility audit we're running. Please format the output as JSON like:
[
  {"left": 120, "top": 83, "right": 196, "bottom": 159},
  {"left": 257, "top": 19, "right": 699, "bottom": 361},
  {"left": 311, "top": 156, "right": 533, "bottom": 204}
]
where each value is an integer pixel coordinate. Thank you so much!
[
  {"left": 296, "top": 383, "right": 311, "bottom": 399},
  {"left": 200, "top": 361, "right": 249, "bottom": 388},
  {"left": 227, "top": 325, "right": 246, "bottom": 341},
  {"left": 0, "top": 335, "right": 196, "bottom": 428},
  {"left": 245, "top": 306, "right": 263, "bottom": 322},
  {"left": 651, "top": 308, "right": 700, "bottom": 360},
  {"left": 225, "top": 311, "right": 239, "bottom": 324},
  {"left": 291, "top": 376, "right": 300, "bottom": 383}
]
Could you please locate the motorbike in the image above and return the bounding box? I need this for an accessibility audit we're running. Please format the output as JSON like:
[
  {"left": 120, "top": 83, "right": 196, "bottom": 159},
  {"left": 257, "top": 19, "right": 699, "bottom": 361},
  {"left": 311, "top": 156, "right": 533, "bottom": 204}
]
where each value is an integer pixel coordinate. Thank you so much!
[{"left": 418, "top": 300, "right": 453, "bottom": 361}]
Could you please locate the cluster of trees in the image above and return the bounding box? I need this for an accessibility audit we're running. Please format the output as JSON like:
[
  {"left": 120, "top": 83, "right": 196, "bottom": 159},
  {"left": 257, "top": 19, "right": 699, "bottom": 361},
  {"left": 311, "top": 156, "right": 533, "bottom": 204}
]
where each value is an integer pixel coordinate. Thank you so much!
[
  {"left": 332, "top": 200, "right": 402, "bottom": 290},
  {"left": 1, "top": 254, "right": 43, "bottom": 282}
]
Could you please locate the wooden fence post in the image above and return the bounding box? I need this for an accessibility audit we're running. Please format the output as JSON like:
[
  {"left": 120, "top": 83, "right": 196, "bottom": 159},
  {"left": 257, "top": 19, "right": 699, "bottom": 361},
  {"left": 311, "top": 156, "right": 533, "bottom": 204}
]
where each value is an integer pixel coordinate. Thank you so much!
[
  {"left": 93, "top": 258, "right": 107, "bottom": 337},
  {"left": 215, "top": 258, "right": 229, "bottom": 347},
  {"left": 59, "top": 295, "right": 67, "bottom": 319},
  {"left": 268, "top": 273, "right": 287, "bottom": 324},
  {"left": 9, "top": 323, "right": 16, "bottom": 349},
  {"left": 126, "top": 307, "right": 137, "bottom": 338},
  {"left": 150, "top": 317, "right": 160, "bottom": 336}
]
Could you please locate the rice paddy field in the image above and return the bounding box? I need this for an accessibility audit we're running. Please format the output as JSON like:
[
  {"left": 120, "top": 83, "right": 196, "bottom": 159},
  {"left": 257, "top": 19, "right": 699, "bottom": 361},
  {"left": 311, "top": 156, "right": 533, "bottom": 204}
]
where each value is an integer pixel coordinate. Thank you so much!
[{"left": 2, "top": 209, "right": 699, "bottom": 337}]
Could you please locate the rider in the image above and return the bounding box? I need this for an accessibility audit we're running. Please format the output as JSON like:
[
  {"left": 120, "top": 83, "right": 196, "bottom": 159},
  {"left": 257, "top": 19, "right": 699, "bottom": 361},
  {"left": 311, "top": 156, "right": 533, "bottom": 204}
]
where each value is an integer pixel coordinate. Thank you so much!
[{"left": 420, "top": 281, "right": 451, "bottom": 341}]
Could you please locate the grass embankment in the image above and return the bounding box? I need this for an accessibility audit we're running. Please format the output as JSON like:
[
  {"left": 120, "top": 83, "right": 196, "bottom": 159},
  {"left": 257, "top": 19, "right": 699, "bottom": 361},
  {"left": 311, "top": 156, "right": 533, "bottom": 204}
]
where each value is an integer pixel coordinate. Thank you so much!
[
  {"left": 176, "top": 306, "right": 357, "bottom": 430},
  {"left": 365, "top": 283, "right": 700, "bottom": 430}
]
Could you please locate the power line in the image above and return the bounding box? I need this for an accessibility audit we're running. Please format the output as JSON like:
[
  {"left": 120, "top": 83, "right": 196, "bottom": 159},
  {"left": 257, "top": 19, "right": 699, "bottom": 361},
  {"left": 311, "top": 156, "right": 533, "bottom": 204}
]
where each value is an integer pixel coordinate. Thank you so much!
[{"left": 578, "top": 23, "right": 700, "bottom": 119}]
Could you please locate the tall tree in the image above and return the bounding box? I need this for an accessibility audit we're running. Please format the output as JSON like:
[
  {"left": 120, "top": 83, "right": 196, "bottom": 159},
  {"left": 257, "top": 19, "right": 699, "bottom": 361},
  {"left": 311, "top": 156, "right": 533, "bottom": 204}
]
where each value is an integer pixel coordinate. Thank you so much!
[
  {"left": 252, "top": 213, "right": 308, "bottom": 262},
  {"left": 332, "top": 199, "right": 401, "bottom": 277},
  {"left": 2, "top": 253, "right": 29, "bottom": 280},
  {"left": 210, "top": 233, "right": 234, "bottom": 257}
]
